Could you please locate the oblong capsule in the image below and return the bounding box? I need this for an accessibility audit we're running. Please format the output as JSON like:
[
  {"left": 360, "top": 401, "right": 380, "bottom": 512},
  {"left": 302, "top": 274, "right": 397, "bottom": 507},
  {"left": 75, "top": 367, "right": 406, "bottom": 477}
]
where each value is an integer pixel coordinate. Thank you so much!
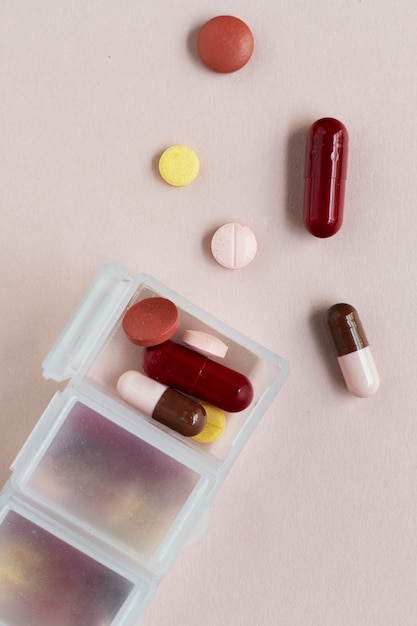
[
  {"left": 304, "top": 117, "right": 348, "bottom": 238},
  {"left": 142, "top": 340, "right": 254, "bottom": 413},
  {"left": 326, "top": 303, "right": 380, "bottom": 398},
  {"left": 117, "top": 370, "right": 207, "bottom": 436}
]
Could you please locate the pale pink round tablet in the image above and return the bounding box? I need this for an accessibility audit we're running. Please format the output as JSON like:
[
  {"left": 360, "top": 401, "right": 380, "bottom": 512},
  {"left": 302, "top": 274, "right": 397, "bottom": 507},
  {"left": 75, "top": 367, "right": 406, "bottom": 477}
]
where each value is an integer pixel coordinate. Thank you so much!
[
  {"left": 211, "top": 223, "right": 257, "bottom": 269},
  {"left": 183, "top": 330, "right": 228, "bottom": 358}
]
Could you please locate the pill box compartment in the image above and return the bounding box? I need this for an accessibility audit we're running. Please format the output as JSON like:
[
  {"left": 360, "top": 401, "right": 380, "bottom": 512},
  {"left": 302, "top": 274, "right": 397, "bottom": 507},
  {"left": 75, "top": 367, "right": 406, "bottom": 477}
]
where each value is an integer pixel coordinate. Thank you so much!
[
  {"left": 0, "top": 494, "right": 155, "bottom": 626},
  {"left": 10, "top": 392, "right": 216, "bottom": 575},
  {"left": 42, "top": 263, "right": 289, "bottom": 468}
]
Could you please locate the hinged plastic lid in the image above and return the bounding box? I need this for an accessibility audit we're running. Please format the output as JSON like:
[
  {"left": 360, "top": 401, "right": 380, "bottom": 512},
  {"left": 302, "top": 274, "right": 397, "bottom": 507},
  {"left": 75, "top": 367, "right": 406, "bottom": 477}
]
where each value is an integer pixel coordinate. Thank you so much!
[{"left": 42, "top": 263, "right": 133, "bottom": 382}]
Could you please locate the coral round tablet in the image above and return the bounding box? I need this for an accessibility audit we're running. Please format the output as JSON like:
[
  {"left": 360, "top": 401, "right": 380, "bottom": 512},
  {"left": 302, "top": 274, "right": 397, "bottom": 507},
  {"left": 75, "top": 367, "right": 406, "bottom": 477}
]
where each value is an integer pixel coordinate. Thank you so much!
[
  {"left": 158, "top": 145, "right": 200, "bottom": 186},
  {"left": 122, "top": 297, "right": 180, "bottom": 346},
  {"left": 197, "top": 15, "right": 254, "bottom": 73},
  {"left": 192, "top": 402, "right": 226, "bottom": 443},
  {"left": 211, "top": 223, "right": 257, "bottom": 269}
]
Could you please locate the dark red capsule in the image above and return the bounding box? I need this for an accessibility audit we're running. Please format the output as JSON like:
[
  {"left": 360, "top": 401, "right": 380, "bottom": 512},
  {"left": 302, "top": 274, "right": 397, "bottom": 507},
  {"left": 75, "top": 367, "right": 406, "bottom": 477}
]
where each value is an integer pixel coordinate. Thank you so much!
[
  {"left": 142, "top": 340, "right": 254, "bottom": 413},
  {"left": 303, "top": 117, "right": 348, "bottom": 238}
]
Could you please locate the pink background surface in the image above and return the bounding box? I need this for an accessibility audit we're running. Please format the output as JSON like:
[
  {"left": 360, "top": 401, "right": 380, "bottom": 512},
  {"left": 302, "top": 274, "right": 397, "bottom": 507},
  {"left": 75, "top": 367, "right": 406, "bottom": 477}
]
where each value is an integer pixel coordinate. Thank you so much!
[{"left": 1, "top": 2, "right": 417, "bottom": 625}]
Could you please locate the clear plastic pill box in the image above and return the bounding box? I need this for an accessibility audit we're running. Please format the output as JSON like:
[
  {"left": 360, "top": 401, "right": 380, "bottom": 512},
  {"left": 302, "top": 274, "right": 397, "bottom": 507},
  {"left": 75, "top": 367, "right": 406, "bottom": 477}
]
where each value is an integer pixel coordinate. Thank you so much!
[{"left": 0, "top": 263, "right": 289, "bottom": 625}]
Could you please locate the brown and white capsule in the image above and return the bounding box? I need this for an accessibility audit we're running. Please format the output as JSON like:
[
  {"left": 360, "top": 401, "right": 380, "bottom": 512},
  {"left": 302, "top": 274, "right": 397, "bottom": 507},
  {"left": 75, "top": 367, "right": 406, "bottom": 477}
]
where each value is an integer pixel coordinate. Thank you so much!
[
  {"left": 326, "top": 303, "right": 380, "bottom": 397},
  {"left": 117, "top": 371, "right": 207, "bottom": 436}
]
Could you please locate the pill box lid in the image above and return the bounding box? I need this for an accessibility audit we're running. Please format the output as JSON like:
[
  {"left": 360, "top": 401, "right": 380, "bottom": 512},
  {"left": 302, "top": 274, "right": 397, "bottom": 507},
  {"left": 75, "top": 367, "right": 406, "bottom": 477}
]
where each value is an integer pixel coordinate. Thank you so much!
[
  {"left": 42, "top": 263, "right": 135, "bottom": 382},
  {"left": 10, "top": 388, "right": 218, "bottom": 575},
  {"left": 0, "top": 491, "right": 158, "bottom": 625}
]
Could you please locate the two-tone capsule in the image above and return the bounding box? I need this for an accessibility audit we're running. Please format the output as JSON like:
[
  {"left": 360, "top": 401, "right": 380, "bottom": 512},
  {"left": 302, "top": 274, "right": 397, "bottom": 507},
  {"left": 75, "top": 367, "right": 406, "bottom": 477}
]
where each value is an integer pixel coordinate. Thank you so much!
[
  {"left": 304, "top": 117, "right": 348, "bottom": 238},
  {"left": 326, "top": 303, "right": 380, "bottom": 398},
  {"left": 117, "top": 370, "right": 207, "bottom": 436}
]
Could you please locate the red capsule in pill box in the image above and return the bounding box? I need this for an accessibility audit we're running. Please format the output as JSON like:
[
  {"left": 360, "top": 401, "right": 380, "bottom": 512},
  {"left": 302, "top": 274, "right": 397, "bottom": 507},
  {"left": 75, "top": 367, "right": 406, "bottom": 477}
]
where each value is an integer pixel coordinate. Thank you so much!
[{"left": 143, "top": 340, "right": 254, "bottom": 413}]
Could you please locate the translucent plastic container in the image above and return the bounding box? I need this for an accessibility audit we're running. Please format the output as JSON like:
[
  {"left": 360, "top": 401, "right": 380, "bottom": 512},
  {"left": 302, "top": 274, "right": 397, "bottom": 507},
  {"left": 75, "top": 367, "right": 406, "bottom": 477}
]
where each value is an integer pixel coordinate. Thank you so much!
[
  {"left": 10, "top": 394, "right": 216, "bottom": 575},
  {"left": 2, "top": 263, "right": 289, "bottom": 624},
  {"left": 0, "top": 493, "right": 155, "bottom": 626}
]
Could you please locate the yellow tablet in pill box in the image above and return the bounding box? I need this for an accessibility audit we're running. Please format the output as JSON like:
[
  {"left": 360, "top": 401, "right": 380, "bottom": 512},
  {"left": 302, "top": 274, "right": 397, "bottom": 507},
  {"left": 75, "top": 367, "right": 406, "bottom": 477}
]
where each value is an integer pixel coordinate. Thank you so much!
[{"left": 192, "top": 402, "right": 226, "bottom": 443}]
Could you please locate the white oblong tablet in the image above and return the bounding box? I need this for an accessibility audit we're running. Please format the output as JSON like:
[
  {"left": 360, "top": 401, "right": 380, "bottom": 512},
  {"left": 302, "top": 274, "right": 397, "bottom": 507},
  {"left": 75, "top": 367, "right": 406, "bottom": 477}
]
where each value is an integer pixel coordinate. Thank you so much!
[
  {"left": 183, "top": 330, "right": 228, "bottom": 358},
  {"left": 211, "top": 223, "right": 257, "bottom": 269}
]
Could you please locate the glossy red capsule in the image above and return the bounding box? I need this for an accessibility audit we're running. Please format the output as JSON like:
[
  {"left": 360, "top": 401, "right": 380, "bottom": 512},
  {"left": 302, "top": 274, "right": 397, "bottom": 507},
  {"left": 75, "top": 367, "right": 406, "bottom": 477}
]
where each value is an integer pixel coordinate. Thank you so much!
[
  {"left": 303, "top": 117, "right": 348, "bottom": 238},
  {"left": 142, "top": 340, "right": 254, "bottom": 413}
]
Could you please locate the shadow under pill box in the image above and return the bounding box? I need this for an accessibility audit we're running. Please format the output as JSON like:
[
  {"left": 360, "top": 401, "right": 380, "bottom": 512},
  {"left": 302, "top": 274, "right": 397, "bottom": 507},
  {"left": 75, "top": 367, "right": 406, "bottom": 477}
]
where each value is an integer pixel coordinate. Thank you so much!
[{"left": 0, "top": 263, "right": 289, "bottom": 625}]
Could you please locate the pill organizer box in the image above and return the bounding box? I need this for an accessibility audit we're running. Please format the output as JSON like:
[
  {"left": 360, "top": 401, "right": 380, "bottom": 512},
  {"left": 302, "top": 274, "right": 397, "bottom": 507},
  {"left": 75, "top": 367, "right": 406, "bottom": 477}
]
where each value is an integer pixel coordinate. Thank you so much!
[{"left": 0, "top": 263, "right": 289, "bottom": 625}]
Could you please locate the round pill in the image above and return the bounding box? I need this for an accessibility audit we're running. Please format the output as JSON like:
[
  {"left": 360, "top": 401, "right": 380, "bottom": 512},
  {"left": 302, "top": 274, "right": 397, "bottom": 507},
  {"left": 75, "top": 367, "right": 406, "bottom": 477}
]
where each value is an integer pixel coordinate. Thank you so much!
[
  {"left": 158, "top": 145, "right": 200, "bottom": 186},
  {"left": 183, "top": 330, "right": 228, "bottom": 358},
  {"left": 197, "top": 15, "right": 254, "bottom": 73},
  {"left": 122, "top": 297, "right": 180, "bottom": 346},
  {"left": 192, "top": 402, "right": 226, "bottom": 443},
  {"left": 211, "top": 223, "right": 257, "bottom": 269}
]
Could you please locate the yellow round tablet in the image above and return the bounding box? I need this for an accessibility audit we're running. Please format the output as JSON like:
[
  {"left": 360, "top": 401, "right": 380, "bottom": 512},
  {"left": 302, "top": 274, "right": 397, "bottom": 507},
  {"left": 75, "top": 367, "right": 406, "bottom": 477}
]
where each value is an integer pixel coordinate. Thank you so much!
[
  {"left": 192, "top": 402, "right": 226, "bottom": 443},
  {"left": 158, "top": 145, "right": 200, "bottom": 186}
]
